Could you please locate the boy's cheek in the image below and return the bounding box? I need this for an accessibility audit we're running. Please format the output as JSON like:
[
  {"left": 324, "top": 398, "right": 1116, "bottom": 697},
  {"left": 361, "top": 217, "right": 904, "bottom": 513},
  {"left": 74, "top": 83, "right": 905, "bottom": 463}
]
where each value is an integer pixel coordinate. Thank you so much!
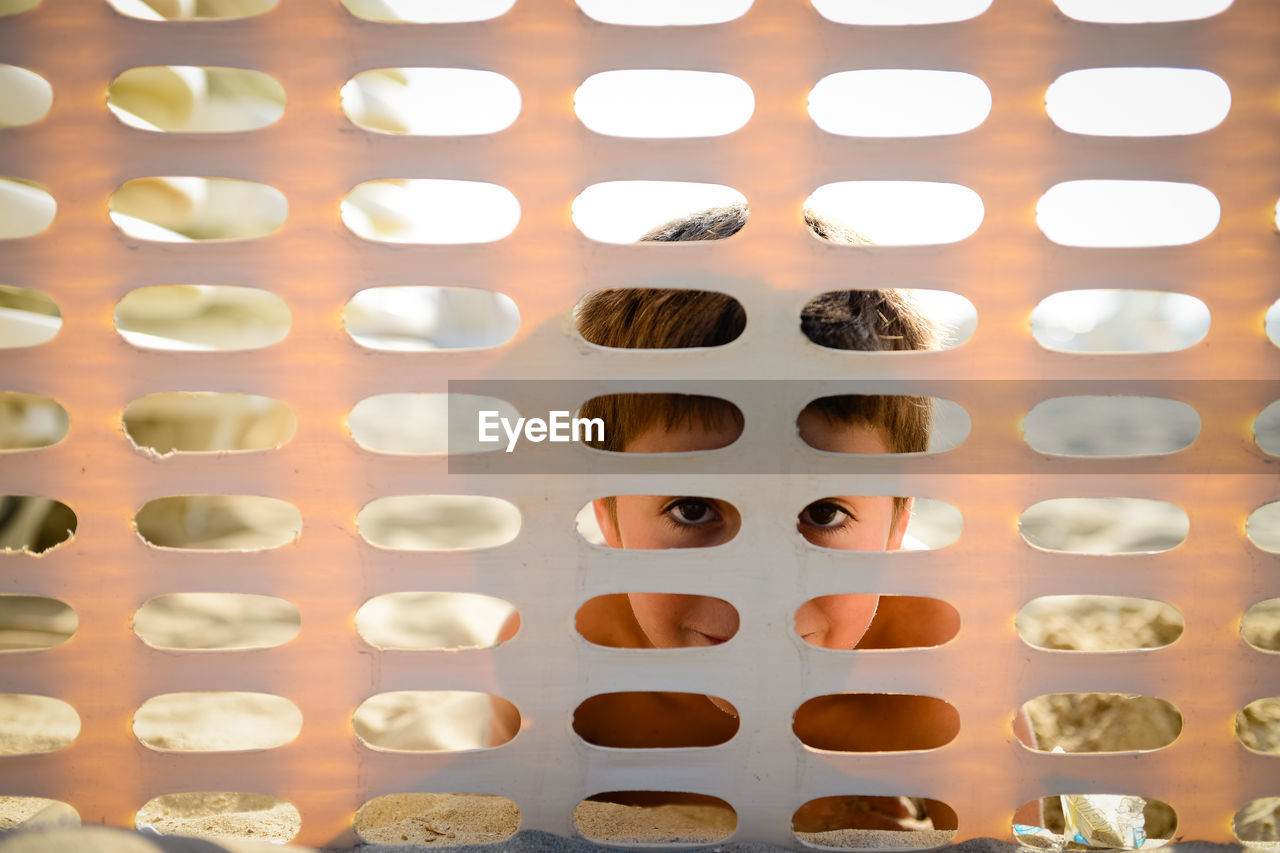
[
  {"left": 627, "top": 593, "right": 688, "bottom": 647},
  {"left": 591, "top": 497, "right": 621, "bottom": 548},
  {"left": 795, "top": 594, "right": 880, "bottom": 649},
  {"left": 627, "top": 593, "right": 739, "bottom": 647}
]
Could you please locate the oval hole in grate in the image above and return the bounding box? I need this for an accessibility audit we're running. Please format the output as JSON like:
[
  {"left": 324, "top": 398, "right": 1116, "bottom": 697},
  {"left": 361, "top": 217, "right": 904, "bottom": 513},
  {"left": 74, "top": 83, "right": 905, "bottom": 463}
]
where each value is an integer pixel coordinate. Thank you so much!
[
  {"left": 0, "top": 595, "right": 75, "bottom": 652},
  {"left": 349, "top": 393, "right": 519, "bottom": 455},
  {"left": 0, "top": 694, "right": 79, "bottom": 755},
  {"left": 575, "top": 694, "right": 739, "bottom": 747},
  {"left": 805, "top": 182, "right": 983, "bottom": 246},
  {"left": 809, "top": 70, "right": 990, "bottom": 137},
  {"left": 573, "top": 181, "right": 747, "bottom": 243},
  {"left": 1255, "top": 401, "right": 1280, "bottom": 457},
  {"left": 1023, "top": 396, "right": 1200, "bottom": 457},
  {"left": 1019, "top": 498, "right": 1187, "bottom": 555},
  {"left": 135, "top": 792, "right": 299, "bottom": 843},
  {"left": 0, "top": 285, "right": 61, "bottom": 348},
  {"left": 108, "top": 66, "right": 285, "bottom": 133},
  {"left": 110, "top": 177, "right": 286, "bottom": 242},
  {"left": 1046, "top": 68, "right": 1229, "bottom": 136},
  {"left": 1037, "top": 181, "right": 1219, "bottom": 247},
  {"left": 1030, "top": 290, "right": 1209, "bottom": 353},
  {"left": 1269, "top": 297, "right": 1280, "bottom": 348},
  {"left": 341, "top": 68, "right": 520, "bottom": 135},
  {"left": 134, "top": 692, "right": 301, "bottom": 751},
  {"left": 1014, "top": 795, "right": 1176, "bottom": 848},
  {"left": 105, "top": 0, "right": 277, "bottom": 19},
  {"left": 0, "top": 797, "right": 79, "bottom": 830},
  {"left": 1237, "top": 698, "right": 1280, "bottom": 754},
  {"left": 134, "top": 495, "right": 301, "bottom": 551},
  {"left": 133, "top": 593, "right": 300, "bottom": 650},
  {"left": 795, "top": 695, "right": 959, "bottom": 751},
  {"left": 794, "top": 494, "right": 933, "bottom": 554},
  {"left": 577, "top": 394, "right": 743, "bottom": 452},
  {"left": 123, "top": 392, "right": 295, "bottom": 454},
  {"left": 576, "top": 0, "right": 751, "bottom": 25},
  {"left": 803, "top": 289, "right": 976, "bottom": 351},
  {"left": 1053, "top": 0, "right": 1230, "bottom": 23},
  {"left": 0, "top": 391, "right": 68, "bottom": 450},
  {"left": 581, "top": 495, "right": 740, "bottom": 549},
  {"left": 576, "top": 70, "right": 753, "bottom": 138},
  {"left": 357, "top": 495, "right": 520, "bottom": 551},
  {"left": 800, "top": 395, "right": 969, "bottom": 453},
  {"left": 342, "top": 179, "right": 518, "bottom": 244},
  {"left": 355, "top": 691, "right": 519, "bottom": 751},
  {"left": 1017, "top": 596, "right": 1183, "bottom": 652},
  {"left": 114, "top": 285, "right": 290, "bottom": 351},
  {"left": 1020, "top": 693, "right": 1181, "bottom": 753},
  {"left": 811, "top": 0, "right": 992, "bottom": 25},
  {"left": 1234, "top": 798, "right": 1280, "bottom": 843},
  {"left": 801, "top": 596, "right": 960, "bottom": 650},
  {"left": 1241, "top": 599, "right": 1280, "bottom": 653},
  {"left": 0, "top": 496, "right": 76, "bottom": 555},
  {"left": 897, "top": 498, "right": 962, "bottom": 550},
  {"left": 0, "top": 65, "right": 51, "bottom": 127},
  {"left": 355, "top": 793, "right": 520, "bottom": 845},
  {"left": 340, "top": 0, "right": 512, "bottom": 22},
  {"left": 0, "top": 0, "right": 42, "bottom": 16},
  {"left": 575, "top": 288, "right": 746, "bottom": 349},
  {"left": 344, "top": 286, "right": 519, "bottom": 351},
  {"left": 1246, "top": 502, "right": 1280, "bottom": 554},
  {"left": 356, "top": 592, "right": 517, "bottom": 651},
  {"left": 575, "top": 792, "right": 736, "bottom": 845},
  {"left": 793, "top": 795, "right": 957, "bottom": 846},
  {"left": 576, "top": 594, "right": 739, "bottom": 647},
  {"left": 0, "top": 178, "right": 55, "bottom": 240}
]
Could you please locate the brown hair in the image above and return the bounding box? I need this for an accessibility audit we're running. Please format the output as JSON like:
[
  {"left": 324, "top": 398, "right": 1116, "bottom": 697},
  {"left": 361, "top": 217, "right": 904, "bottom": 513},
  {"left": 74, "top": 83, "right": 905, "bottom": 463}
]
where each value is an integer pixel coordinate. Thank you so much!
[
  {"left": 576, "top": 288, "right": 745, "bottom": 350},
  {"left": 578, "top": 204, "right": 937, "bottom": 527}
]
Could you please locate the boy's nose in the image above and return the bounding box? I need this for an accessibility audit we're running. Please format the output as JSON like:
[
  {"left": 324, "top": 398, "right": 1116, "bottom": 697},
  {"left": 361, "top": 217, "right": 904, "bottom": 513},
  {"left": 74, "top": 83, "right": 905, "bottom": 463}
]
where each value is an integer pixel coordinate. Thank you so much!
[{"left": 793, "top": 600, "right": 827, "bottom": 639}]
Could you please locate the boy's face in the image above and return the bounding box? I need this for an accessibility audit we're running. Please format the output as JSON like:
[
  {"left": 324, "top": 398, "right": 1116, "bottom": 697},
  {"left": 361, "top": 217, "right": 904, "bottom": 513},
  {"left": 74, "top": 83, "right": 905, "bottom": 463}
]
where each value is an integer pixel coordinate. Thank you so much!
[{"left": 592, "top": 410, "right": 911, "bottom": 651}]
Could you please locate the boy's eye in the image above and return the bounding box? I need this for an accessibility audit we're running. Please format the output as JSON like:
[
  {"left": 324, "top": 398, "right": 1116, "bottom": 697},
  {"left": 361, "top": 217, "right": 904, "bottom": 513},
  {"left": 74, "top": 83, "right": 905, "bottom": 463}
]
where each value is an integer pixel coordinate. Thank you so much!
[
  {"left": 799, "top": 501, "right": 851, "bottom": 529},
  {"left": 665, "top": 498, "right": 720, "bottom": 526}
]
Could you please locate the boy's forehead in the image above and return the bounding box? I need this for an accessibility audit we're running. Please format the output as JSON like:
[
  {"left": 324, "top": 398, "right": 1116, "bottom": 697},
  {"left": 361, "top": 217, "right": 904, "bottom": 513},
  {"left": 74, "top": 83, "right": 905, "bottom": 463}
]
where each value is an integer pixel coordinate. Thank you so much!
[
  {"left": 625, "top": 421, "right": 742, "bottom": 453},
  {"left": 796, "top": 408, "right": 892, "bottom": 455},
  {"left": 622, "top": 411, "right": 891, "bottom": 454}
]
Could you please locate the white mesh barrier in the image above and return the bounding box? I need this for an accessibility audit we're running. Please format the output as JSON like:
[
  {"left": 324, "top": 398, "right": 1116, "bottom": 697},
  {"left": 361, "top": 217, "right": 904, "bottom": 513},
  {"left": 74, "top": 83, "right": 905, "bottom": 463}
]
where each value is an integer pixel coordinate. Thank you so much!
[{"left": 1, "top": 0, "right": 1278, "bottom": 847}]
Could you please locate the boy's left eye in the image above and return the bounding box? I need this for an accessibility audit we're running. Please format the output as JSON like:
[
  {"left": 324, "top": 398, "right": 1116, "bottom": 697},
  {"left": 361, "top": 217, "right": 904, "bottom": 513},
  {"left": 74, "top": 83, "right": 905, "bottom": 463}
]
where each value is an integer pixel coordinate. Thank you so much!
[
  {"left": 665, "top": 498, "right": 721, "bottom": 526},
  {"left": 798, "top": 500, "right": 851, "bottom": 529}
]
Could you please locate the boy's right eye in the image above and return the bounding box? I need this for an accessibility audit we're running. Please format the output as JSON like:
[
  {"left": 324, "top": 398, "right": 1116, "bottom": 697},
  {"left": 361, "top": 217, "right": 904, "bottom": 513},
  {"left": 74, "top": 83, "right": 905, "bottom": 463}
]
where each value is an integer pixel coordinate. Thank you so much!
[{"left": 664, "top": 498, "right": 721, "bottom": 526}]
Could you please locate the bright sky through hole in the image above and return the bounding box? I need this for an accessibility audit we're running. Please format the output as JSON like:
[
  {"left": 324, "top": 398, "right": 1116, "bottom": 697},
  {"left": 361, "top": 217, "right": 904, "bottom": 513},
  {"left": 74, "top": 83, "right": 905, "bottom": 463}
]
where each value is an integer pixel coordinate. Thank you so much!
[
  {"left": 39, "top": 0, "right": 1242, "bottom": 354},
  {"left": 83, "top": 60, "right": 1237, "bottom": 248}
]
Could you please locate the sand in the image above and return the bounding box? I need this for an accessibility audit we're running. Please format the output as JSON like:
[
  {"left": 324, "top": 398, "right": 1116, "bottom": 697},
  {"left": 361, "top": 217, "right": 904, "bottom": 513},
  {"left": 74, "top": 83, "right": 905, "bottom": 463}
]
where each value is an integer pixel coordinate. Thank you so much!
[
  {"left": 0, "top": 824, "right": 315, "bottom": 852},
  {"left": 573, "top": 801, "right": 738, "bottom": 845},
  {"left": 349, "top": 796, "right": 962, "bottom": 850},
  {"left": 134, "top": 792, "right": 302, "bottom": 844},
  {"left": 355, "top": 794, "right": 520, "bottom": 845},
  {"left": 0, "top": 797, "right": 79, "bottom": 831},
  {"left": 0, "top": 826, "right": 1259, "bottom": 853}
]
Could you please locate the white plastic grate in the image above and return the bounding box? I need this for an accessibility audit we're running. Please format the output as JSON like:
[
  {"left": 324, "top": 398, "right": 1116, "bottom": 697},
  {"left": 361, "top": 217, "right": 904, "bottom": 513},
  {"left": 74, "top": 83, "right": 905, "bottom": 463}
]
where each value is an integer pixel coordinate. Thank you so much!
[{"left": 0, "top": 0, "right": 1277, "bottom": 847}]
